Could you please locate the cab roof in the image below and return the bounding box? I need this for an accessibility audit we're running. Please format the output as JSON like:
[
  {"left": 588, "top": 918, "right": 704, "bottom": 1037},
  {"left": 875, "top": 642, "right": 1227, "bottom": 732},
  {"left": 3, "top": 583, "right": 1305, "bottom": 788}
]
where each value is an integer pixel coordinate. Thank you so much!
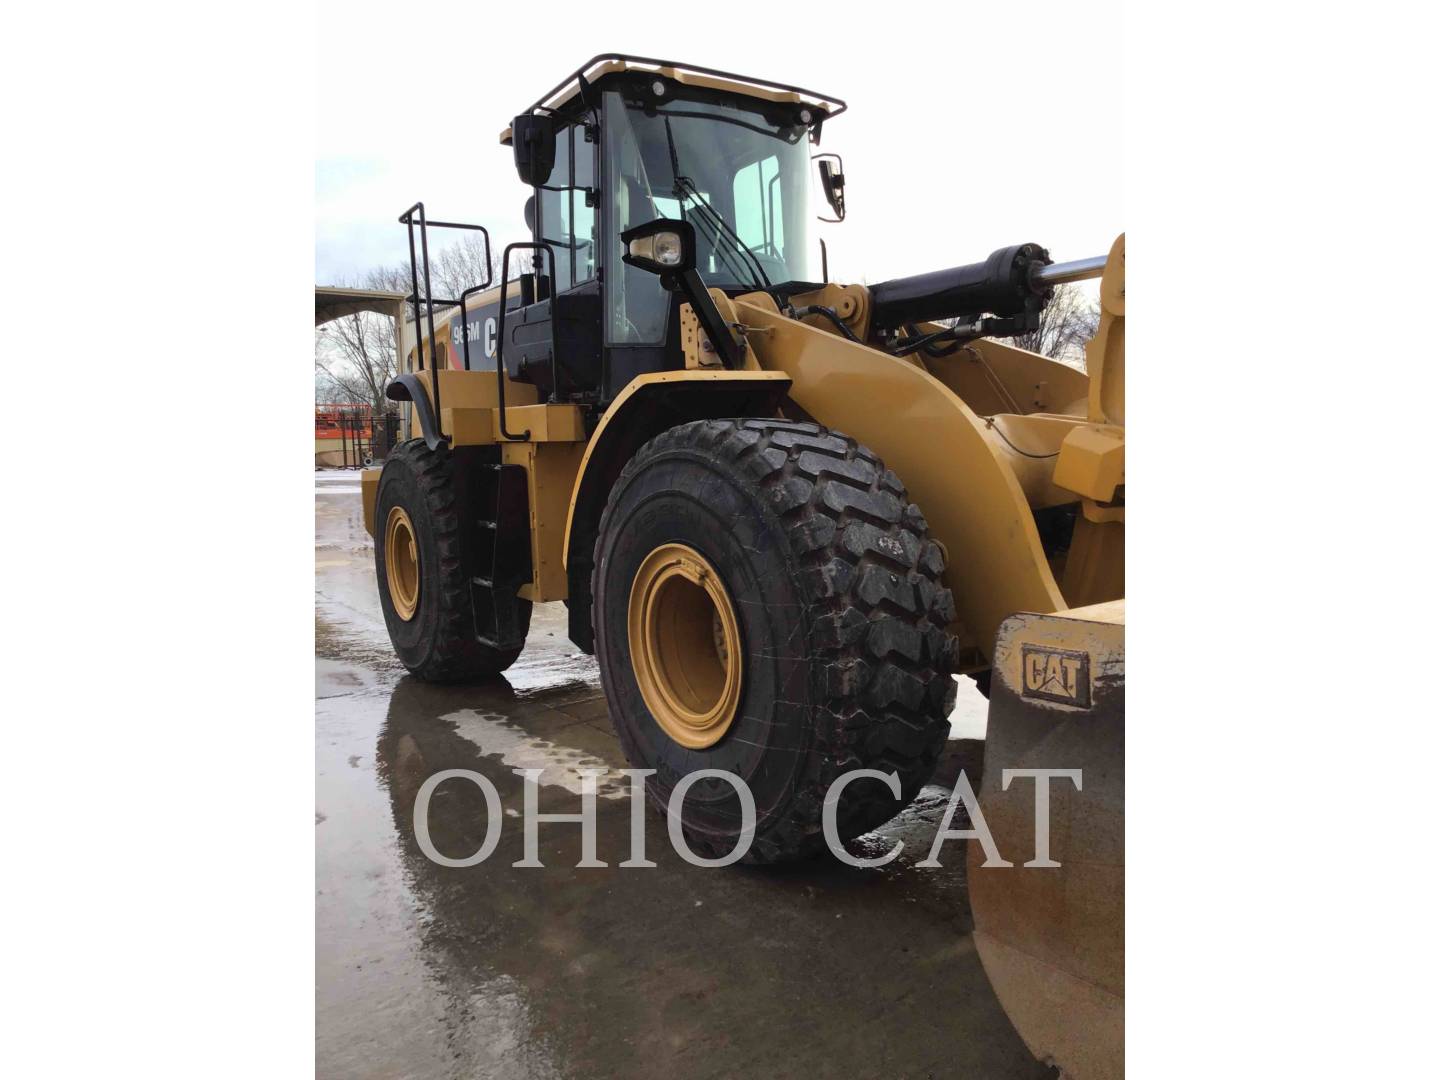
[{"left": 498, "top": 53, "right": 846, "bottom": 145}]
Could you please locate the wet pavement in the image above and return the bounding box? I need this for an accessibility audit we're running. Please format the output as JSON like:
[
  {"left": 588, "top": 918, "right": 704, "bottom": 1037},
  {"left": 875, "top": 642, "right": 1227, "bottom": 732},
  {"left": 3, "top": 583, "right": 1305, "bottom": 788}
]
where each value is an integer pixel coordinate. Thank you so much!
[{"left": 315, "top": 469, "right": 1052, "bottom": 1079}]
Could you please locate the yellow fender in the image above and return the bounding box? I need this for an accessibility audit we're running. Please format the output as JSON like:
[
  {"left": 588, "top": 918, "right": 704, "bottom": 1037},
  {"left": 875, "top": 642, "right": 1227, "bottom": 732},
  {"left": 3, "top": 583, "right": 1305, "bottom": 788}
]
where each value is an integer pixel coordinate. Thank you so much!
[
  {"left": 560, "top": 369, "right": 792, "bottom": 649},
  {"left": 733, "top": 298, "right": 1066, "bottom": 663}
]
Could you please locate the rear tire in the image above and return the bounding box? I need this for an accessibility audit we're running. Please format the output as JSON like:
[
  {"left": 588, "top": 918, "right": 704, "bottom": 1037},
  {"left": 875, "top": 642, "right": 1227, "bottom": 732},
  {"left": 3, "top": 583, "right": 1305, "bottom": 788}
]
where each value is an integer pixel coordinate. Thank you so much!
[
  {"left": 375, "top": 440, "right": 529, "bottom": 681},
  {"left": 592, "top": 419, "right": 959, "bottom": 863}
]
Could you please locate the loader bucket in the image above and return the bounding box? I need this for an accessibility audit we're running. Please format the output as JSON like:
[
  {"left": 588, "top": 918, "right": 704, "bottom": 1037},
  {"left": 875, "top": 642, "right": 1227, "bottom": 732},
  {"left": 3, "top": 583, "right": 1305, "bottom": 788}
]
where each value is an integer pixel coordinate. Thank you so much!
[{"left": 967, "top": 601, "right": 1125, "bottom": 1079}]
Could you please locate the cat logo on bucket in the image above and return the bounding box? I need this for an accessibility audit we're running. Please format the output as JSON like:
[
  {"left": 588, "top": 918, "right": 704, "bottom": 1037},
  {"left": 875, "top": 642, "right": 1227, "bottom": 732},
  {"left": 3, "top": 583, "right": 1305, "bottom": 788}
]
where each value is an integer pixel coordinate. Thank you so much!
[{"left": 1020, "top": 645, "right": 1091, "bottom": 708}]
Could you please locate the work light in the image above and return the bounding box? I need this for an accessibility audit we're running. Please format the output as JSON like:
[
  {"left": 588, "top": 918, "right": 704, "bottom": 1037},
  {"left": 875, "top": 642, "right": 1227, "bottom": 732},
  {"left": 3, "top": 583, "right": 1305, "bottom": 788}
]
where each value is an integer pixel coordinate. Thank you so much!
[{"left": 621, "top": 218, "right": 695, "bottom": 275}]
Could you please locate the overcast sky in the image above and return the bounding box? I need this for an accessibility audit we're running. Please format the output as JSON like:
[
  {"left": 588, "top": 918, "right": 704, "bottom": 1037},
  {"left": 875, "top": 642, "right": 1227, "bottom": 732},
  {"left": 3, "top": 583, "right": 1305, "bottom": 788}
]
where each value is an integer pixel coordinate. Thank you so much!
[{"left": 316, "top": 1, "right": 1122, "bottom": 290}]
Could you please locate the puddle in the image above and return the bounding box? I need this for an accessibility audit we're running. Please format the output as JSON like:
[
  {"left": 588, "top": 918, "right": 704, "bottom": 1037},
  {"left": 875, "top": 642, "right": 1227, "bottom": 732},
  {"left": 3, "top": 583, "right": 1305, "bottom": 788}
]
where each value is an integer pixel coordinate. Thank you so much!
[{"left": 442, "top": 709, "right": 630, "bottom": 799}]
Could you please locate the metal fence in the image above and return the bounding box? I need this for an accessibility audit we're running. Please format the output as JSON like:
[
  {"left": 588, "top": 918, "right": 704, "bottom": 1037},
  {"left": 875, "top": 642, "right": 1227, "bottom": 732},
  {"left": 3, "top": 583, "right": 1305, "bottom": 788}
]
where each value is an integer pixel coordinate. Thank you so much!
[{"left": 317, "top": 406, "right": 400, "bottom": 468}]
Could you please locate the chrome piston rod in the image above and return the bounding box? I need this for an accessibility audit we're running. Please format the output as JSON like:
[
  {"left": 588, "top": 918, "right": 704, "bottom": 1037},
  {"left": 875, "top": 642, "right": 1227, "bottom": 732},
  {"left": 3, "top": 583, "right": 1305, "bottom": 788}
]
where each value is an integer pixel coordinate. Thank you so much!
[{"left": 1031, "top": 254, "right": 1108, "bottom": 287}]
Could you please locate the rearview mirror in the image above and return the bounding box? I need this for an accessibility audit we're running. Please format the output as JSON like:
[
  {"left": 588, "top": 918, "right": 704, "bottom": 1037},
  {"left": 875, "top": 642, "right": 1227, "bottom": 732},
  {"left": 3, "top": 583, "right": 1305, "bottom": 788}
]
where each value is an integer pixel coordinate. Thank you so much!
[
  {"left": 512, "top": 114, "right": 557, "bottom": 187},
  {"left": 815, "top": 154, "right": 846, "bottom": 222}
]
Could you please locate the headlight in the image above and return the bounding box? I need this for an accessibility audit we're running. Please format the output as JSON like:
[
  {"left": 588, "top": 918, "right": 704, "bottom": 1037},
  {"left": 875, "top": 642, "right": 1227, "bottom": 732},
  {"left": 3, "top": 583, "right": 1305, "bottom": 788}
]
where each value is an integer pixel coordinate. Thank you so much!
[
  {"left": 620, "top": 218, "right": 695, "bottom": 276},
  {"left": 627, "top": 230, "right": 684, "bottom": 267}
]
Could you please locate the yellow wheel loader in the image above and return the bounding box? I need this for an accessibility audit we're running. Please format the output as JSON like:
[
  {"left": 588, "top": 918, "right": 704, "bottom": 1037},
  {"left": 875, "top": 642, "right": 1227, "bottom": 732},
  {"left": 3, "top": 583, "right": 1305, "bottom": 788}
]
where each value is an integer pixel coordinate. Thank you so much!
[{"left": 350, "top": 54, "right": 1124, "bottom": 1065}]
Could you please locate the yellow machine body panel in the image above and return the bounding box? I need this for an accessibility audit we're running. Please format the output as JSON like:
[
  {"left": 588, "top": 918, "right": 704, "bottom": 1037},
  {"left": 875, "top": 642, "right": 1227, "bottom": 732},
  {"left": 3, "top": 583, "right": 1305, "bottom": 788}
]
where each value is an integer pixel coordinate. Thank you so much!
[
  {"left": 361, "top": 367, "right": 585, "bottom": 603},
  {"left": 968, "top": 600, "right": 1125, "bottom": 1079},
  {"left": 559, "top": 369, "right": 793, "bottom": 569},
  {"left": 732, "top": 295, "right": 1069, "bottom": 664},
  {"left": 360, "top": 467, "right": 380, "bottom": 539},
  {"left": 506, "top": 440, "right": 588, "bottom": 601},
  {"left": 920, "top": 335, "right": 1090, "bottom": 417}
]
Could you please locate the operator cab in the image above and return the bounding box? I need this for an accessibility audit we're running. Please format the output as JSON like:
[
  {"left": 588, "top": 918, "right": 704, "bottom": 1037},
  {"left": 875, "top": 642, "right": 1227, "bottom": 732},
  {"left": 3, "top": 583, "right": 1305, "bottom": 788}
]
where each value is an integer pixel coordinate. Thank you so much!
[{"left": 499, "top": 56, "right": 846, "bottom": 404}]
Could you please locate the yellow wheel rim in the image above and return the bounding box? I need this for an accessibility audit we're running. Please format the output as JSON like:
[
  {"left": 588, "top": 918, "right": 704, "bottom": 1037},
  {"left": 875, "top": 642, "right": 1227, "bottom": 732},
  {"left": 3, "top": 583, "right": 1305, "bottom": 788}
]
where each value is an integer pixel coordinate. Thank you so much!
[
  {"left": 384, "top": 506, "right": 420, "bottom": 621},
  {"left": 628, "top": 543, "right": 743, "bottom": 750}
]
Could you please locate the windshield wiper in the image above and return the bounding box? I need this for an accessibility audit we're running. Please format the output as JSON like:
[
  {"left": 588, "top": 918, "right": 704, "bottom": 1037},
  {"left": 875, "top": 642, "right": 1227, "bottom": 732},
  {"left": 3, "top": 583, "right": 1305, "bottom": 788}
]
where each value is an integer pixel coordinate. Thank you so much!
[
  {"left": 679, "top": 181, "right": 773, "bottom": 289},
  {"left": 662, "top": 118, "right": 776, "bottom": 299}
]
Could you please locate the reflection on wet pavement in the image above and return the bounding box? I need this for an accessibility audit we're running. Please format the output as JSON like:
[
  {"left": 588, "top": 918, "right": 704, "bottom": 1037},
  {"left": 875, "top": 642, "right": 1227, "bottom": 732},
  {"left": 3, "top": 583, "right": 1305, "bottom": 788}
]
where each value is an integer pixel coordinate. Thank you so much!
[{"left": 314, "top": 470, "right": 1050, "bottom": 1079}]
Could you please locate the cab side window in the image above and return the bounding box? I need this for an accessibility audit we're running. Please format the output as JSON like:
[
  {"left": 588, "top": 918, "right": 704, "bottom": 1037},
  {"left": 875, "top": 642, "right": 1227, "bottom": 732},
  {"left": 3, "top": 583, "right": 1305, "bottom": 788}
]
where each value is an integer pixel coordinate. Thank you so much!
[
  {"left": 538, "top": 128, "right": 573, "bottom": 294},
  {"left": 537, "top": 123, "right": 598, "bottom": 294},
  {"left": 571, "top": 125, "right": 597, "bottom": 285}
]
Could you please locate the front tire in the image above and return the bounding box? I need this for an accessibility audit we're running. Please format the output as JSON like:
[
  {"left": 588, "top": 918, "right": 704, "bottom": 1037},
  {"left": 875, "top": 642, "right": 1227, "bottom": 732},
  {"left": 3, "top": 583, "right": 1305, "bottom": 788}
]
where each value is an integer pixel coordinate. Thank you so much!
[
  {"left": 375, "top": 440, "right": 529, "bottom": 681},
  {"left": 592, "top": 419, "right": 959, "bottom": 863}
]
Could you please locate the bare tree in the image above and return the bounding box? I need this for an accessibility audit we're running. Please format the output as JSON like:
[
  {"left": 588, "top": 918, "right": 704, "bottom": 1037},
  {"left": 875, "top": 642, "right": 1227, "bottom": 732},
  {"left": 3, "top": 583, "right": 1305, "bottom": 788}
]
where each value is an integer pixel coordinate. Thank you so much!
[
  {"left": 385, "top": 233, "right": 533, "bottom": 304},
  {"left": 360, "top": 261, "right": 413, "bottom": 297},
  {"left": 429, "top": 233, "right": 503, "bottom": 299},
  {"left": 315, "top": 307, "right": 396, "bottom": 415},
  {"left": 316, "top": 233, "right": 538, "bottom": 412},
  {"left": 1004, "top": 283, "right": 1100, "bottom": 368}
]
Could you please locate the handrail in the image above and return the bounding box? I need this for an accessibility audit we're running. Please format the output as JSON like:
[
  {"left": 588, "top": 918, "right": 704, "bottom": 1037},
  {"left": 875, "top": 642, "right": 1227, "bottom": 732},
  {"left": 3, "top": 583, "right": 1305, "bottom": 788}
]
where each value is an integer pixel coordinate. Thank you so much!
[
  {"left": 492, "top": 241, "right": 560, "bottom": 441},
  {"left": 457, "top": 283, "right": 490, "bottom": 373},
  {"left": 397, "top": 203, "right": 496, "bottom": 441},
  {"left": 520, "top": 53, "right": 847, "bottom": 122}
]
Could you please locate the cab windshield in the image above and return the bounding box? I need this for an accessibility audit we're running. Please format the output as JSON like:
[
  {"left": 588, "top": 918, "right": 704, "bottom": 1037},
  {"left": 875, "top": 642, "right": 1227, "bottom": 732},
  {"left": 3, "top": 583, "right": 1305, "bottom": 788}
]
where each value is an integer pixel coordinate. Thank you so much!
[{"left": 605, "top": 90, "right": 817, "bottom": 344}]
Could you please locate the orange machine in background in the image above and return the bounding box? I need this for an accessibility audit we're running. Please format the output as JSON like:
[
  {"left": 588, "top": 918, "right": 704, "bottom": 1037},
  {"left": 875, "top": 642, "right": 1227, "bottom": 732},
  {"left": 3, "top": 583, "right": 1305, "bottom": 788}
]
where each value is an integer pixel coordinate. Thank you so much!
[{"left": 316, "top": 403, "right": 375, "bottom": 467}]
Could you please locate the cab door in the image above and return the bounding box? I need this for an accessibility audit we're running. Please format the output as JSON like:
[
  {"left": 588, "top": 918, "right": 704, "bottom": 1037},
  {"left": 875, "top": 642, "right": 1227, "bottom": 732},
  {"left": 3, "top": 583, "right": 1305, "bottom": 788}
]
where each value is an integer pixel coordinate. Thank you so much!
[{"left": 507, "top": 119, "right": 602, "bottom": 400}]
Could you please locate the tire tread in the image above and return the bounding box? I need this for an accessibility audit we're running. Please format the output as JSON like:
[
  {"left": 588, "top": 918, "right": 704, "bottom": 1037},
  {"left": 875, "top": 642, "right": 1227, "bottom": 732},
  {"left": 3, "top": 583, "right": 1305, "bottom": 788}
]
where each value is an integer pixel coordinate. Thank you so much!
[
  {"left": 379, "top": 440, "right": 524, "bottom": 682},
  {"left": 594, "top": 419, "right": 960, "bottom": 863}
]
